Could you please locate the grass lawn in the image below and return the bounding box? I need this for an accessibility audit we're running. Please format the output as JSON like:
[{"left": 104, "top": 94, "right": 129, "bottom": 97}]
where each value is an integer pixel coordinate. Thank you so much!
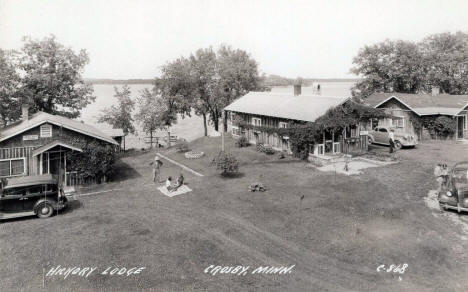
[{"left": 2, "top": 136, "right": 468, "bottom": 291}]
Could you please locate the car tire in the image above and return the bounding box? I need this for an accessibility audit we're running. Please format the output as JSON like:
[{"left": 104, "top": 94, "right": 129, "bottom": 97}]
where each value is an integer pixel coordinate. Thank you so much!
[
  {"left": 394, "top": 141, "right": 402, "bottom": 150},
  {"left": 36, "top": 202, "right": 54, "bottom": 218},
  {"left": 367, "top": 137, "right": 373, "bottom": 144}
]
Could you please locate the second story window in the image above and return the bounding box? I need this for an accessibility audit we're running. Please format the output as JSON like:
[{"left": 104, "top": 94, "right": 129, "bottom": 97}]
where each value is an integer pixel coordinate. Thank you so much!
[
  {"left": 252, "top": 117, "right": 262, "bottom": 127},
  {"left": 40, "top": 124, "right": 53, "bottom": 138}
]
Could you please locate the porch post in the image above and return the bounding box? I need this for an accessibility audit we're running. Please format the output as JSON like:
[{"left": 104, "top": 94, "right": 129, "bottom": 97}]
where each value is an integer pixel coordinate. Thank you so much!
[
  {"left": 39, "top": 153, "right": 43, "bottom": 175},
  {"left": 64, "top": 153, "right": 67, "bottom": 187}
]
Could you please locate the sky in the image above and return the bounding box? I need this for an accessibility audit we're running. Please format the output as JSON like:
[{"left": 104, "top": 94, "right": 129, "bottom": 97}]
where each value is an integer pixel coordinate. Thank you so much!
[{"left": 1, "top": 0, "right": 467, "bottom": 79}]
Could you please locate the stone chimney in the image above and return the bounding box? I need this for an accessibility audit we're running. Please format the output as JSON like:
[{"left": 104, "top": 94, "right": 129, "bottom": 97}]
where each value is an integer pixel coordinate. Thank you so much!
[
  {"left": 293, "top": 77, "right": 303, "bottom": 96},
  {"left": 431, "top": 86, "right": 440, "bottom": 96},
  {"left": 21, "top": 104, "right": 29, "bottom": 121},
  {"left": 294, "top": 84, "right": 302, "bottom": 96}
]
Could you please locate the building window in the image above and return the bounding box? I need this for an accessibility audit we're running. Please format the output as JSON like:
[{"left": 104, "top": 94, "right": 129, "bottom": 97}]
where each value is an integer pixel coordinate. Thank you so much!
[
  {"left": 40, "top": 124, "right": 53, "bottom": 137},
  {"left": 232, "top": 126, "right": 241, "bottom": 137},
  {"left": 252, "top": 117, "right": 262, "bottom": 127},
  {"left": 0, "top": 158, "right": 26, "bottom": 177},
  {"left": 278, "top": 122, "right": 288, "bottom": 128},
  {"left": 391, "top": 117, "right": 405, "bottom": 128}
]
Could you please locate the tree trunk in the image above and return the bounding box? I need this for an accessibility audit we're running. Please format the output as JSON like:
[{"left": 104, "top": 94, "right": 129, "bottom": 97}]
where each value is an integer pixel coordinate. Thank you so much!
[
  {"left": 150, "top": 130, "right": 153, "bottom": 149},
  {"left": 212, "top": 110, "right": 219, "bottom": 132},
  {"left": 203, "top": 114, "right": 208, "bottom": 136}
]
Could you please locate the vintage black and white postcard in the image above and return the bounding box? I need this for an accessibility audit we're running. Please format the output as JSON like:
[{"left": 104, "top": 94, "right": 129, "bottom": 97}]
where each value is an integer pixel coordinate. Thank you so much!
[{"left": 1, "top": 0, "right": 468, "bottom": 291}]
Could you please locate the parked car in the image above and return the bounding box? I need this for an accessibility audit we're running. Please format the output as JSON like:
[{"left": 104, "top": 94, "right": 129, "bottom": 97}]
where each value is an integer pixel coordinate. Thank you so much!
[
  {"left": 0, "top": 174, "right": 68, "bottom": 220},
  {"left": 367, "top": 126, "right": 417, "bottom": 149},
  {"left": 438, "top": 161, "right": 468, "bottom": 213}
]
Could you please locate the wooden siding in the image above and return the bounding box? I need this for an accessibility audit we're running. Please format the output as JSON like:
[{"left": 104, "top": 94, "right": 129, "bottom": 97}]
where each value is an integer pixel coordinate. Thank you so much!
[{"left": 227, "top": 110, "right": 367, "bottom": 155}]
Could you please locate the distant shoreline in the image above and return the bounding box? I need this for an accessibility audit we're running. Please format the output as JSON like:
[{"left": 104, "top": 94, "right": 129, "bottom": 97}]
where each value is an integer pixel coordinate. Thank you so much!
[{"left": 85, "top": 78, "right": 359, "bottom": 85}]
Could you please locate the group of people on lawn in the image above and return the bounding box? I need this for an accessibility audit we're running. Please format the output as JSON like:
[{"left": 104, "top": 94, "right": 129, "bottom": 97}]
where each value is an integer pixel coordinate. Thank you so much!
[{"left": 150, "top": 155, "right": 184, "bottom": 192}]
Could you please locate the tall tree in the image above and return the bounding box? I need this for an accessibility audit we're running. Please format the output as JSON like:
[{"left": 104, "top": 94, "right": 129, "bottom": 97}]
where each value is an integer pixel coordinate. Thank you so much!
[
  {"left": 158, "top": 45, "right": 261, "bottom": 136},
  {"left": 420, "top": 32, "right": 468, "bottom": 94},
  {"left": 0, "top": 49, "right": 21, "bottom": 127},
  {"left": 19, "top": 35, "right": 95, "bottom": 118},
  {"left": 351, "top": 40, "right": 424, "bottom": 98},
  {"left": 135, "top": 87, "right": 177, "bottom": 148},
  {"left": 98, "top": 85, "right": 135, "bottom": 150},
  {"left": 351, "top": 32, "right": 468, "bottom": 99}
]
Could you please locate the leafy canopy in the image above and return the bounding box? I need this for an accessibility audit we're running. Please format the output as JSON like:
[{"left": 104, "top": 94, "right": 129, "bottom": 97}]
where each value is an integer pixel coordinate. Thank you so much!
[
  {"left": 352, "top": 32, "right": 468, "bottom": 98},
  {"left": 98, "top": 85, "right": 136, "bottom": 135},
  {"left": 19, "top": 35, "right": 95, "bottom": 118}
]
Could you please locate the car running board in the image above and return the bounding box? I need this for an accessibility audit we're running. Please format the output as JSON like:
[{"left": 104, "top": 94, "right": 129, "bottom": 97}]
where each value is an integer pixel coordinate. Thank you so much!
[{"left": 0, "top": 211, "right": 36, "bottom": 220}]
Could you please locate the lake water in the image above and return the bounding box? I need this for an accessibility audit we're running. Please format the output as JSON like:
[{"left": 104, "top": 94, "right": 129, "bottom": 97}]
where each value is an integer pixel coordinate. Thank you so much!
[{"left": 80, "top": 82, "right": 355, "bottom": 149}]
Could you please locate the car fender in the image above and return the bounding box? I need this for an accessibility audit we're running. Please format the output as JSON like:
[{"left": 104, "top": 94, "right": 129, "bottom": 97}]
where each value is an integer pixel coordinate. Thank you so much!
[{"left": 367, "top": 134, "right": 375, "bottom": 143}]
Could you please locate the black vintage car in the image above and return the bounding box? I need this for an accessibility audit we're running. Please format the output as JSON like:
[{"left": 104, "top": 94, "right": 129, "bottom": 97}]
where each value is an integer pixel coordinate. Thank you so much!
[
  {"left": 0, "top": 174, "right": 68, "bottom": 220},
  {"left": 438, "top": 161, "right": 468, "bottom": 213}
]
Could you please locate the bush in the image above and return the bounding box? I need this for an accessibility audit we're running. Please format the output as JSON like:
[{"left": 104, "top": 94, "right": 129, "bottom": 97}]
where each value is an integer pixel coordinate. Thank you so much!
[
  {"left": 235, "top": 135, "right": 250, "bottom": 148},
  {"left": 263, "top": 145, "right": 275, "bottom": 155},
  {"left": 175, "top": 141, "right": 190, "bottom": 153},
  {"left": 211, "top": 151, "right": 239, "bottom": 176}
]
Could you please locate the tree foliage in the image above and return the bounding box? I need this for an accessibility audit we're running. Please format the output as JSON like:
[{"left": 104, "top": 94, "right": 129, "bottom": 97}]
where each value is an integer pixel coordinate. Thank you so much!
[
  {"left": 135, "top": 87, "right": 177, "bottom": 139},
  {"left": 98, "top": 85, "right": 136, "bottom": 135},
  {"left": 0, "top": 49, "right": 21, "bottom": 126},
  {"left": 158, "top": 45, "right": 262, "bottom": 136},
  {"left": 67, "top": 141, "right": 116, "bottom": 181},
  {"left": 351, "top": 32, "right": 468, "bottom": 98},
  {"left": 19, "top": 35, "right": 95, "bottom": 118}
]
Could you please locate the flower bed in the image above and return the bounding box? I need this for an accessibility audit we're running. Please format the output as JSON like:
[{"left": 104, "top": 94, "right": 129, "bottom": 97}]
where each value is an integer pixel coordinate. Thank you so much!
[{"left": 184, "top": 151, "right": 205, "bottom": 159}]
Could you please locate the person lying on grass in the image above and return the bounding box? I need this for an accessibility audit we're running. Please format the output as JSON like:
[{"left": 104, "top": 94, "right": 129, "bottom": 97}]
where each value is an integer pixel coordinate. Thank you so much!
[{"left": 172, "top": 174, "right": 185, "bottom": 192}]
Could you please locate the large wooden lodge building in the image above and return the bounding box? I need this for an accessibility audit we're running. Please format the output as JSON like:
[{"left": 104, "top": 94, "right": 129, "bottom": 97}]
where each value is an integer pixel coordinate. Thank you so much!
[{"left": 224, "top": 85, "right": 369, "bottom": 157}]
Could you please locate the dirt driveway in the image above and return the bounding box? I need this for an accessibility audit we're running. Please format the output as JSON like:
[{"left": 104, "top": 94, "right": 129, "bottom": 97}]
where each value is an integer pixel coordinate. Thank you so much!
[{"left": 1, "top": 139, "right": 468, "bottom": 291}]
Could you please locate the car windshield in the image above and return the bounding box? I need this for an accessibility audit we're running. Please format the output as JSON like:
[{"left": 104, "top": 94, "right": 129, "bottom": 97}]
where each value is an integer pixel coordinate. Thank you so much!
[{"left": 452, "top": 169, "right": 468, "bottom": 184}]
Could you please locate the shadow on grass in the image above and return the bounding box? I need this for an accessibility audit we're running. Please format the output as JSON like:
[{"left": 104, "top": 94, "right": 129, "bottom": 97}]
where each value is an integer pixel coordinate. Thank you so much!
[
  {"left": 60, "top": 199, "right": 83, "bottom": 215},
  {"left": 111, "top": 160, "right": 142, "bottom": 182},
  {"left": 219, "top": 172, "right": 245, "bottom": 179}
]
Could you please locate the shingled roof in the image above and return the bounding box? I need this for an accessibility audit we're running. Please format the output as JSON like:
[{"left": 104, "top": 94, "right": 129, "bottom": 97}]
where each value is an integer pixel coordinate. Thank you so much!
[
  {"left": 224, "top": 92, "right": 349, "bottom": 122},
  {"left": 364, "top": 93, "right": 468, "bottom": 116},
  {"left": 0, "top": 111, "right": 118, "bottom": 145}
]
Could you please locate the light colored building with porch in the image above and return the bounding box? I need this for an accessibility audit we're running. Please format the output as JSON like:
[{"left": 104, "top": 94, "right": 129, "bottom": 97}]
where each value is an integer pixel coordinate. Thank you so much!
[
  {"left": 224, "top": 86, "right": 369, "bottom": 157},
  {"left": 364, "top": 90, "right": 468, "bottom": 140}
]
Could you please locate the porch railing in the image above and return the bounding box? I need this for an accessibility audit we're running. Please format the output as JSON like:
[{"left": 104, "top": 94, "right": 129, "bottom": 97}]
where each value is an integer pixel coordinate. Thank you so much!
[{"left": 0, "top": 146, "right": 38, "bottom": 159}]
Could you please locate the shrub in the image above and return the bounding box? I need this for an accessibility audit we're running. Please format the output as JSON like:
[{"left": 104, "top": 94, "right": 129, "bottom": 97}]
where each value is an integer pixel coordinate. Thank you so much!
[
  {"left": 235, "top": 135, "right": 250, "bottom": 148},
  {"left": 211, "top": 151, "right": 239, "bottom": 176},
  {"left": 263, "top": 145, "right": 275, "bottom": 155},
  {"left": 175, "top": 141, "right": 190, "bottom": 153}
]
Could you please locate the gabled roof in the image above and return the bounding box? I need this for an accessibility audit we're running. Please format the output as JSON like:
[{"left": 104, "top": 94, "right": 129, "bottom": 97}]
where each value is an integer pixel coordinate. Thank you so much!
[
  {"left": 224, "top": 92, "right": 349, "bottom": 123},
  {"left": 32, "top": 141, "right": 83, "bottom": 157},
  {"left": 0, "top": 111, "right": 118, "bottom": 145},
  {"left": 364, "top": 93, "right": 468, "bottom": 116}
]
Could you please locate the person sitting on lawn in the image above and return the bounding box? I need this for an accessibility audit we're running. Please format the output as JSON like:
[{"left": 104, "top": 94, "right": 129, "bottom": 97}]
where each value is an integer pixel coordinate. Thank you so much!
[
  {"left": 166, "top": 176, "right": 174, "bottom": 192},
  {"left": 172, "top": 174, "right": 185, "bottom": 192}
]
